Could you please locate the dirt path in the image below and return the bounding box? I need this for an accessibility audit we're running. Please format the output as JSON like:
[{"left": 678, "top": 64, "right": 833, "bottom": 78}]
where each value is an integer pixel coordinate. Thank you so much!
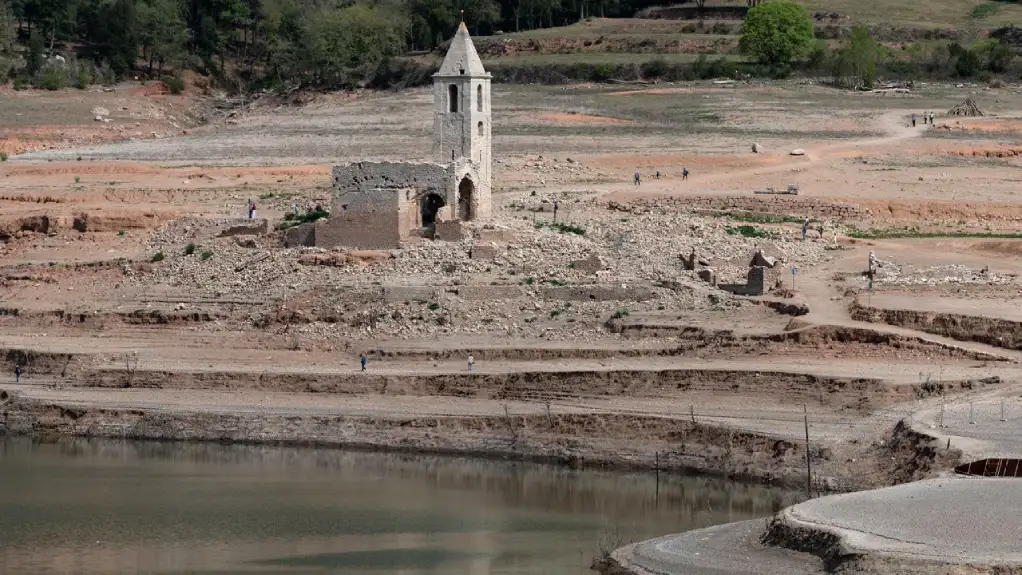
[{"left": 580, "top": 111, "right": 927, "bottom": 201}]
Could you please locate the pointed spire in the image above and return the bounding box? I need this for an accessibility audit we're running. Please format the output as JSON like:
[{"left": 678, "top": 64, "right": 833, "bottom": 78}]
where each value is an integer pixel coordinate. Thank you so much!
[{"left": 436, "top": 21, "right": 488, "bottom": 77}]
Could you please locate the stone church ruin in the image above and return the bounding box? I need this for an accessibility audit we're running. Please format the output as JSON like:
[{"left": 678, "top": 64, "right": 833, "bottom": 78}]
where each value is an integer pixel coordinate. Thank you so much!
[{"left": 302, "top": 23, "right": 493, "bottom": 250}]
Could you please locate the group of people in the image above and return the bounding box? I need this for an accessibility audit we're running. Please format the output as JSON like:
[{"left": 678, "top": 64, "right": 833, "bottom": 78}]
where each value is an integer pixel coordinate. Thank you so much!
[
  {"left": 801, "top": 216, "right": 826, "bottom": 242},
  {"left": 633, "top": 168, "right": 688, "bottom": 186},
  {"left": 911, "top": 111, "right": 936, "bottom": 127}
]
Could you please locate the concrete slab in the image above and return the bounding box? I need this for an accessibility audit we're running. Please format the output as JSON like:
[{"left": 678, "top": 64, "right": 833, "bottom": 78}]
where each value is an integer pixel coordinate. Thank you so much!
[
  {"left": 617, "top": 520, "right": 823, "bottom": 575},
  {"left": 782, "top": 477, "right": 1022, "bottom": 566}
]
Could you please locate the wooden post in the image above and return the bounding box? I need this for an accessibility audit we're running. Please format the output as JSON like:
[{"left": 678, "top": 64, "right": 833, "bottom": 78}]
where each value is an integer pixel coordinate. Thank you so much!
[
  {"left": 655, "top": 451, "right": 660, "bottom": 504},
  {"left": 804, "top": 404, "right": 812, "bottom": 498}
]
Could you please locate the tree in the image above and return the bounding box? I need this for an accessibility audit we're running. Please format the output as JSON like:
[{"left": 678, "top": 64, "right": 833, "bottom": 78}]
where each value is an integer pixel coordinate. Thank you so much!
[
  {"left": 0, "top": 0, "right": 15, "bottom": 54},
  {"left": 302, "top": 4, "right": 403, "bottom": 88},
  {"left": 973, "top": 38, "right": 1013, "bottom": 73},
  {"left": 138, "top": 0, "right": 188, "bottom": 75},
  {"left": 93, "top": 0, "right": 137, "bottom": 76},
  {"left": 739, "top": 1, "right": 814, "bottom": 72},
  {"left": 833, "top": 24, "right": 878, "bottom": 89}
]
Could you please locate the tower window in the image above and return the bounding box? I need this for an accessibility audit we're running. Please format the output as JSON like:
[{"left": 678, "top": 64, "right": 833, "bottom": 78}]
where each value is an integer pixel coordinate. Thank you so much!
[
  {"left": 448, "top": 84, "right": 458, "bottom": 113},
  {"left": 477, "top": 121, "right": 484, "bottom": 136},
  {"left": 477, "top": 85, "right": 483, "bottom": 112}
]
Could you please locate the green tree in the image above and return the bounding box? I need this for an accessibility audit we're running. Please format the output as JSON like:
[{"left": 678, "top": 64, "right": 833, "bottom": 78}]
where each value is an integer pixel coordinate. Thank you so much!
[
  {"left": 94, "top": 0, "right": 137, "bottom": 76},
  {"left": 833, "top": 24, "right": 879, "bottom": 89},
  {"left": 302, "top": 4, "right": 403, "bottom": 88},
  {"left": 26, "top": 29, "right": 44, "bottom": 74},
  {"left": 0, "top": 0, "right": 15, "bottom": 54},
  {"left": 973, "top": 38, "right": 1014, "bottom": 73},
  {"left": 739, "top": 1, "right": 814, "bottom": 72},
  {"left": 138, "top": 0, "right": 188, "bottom": 75}
]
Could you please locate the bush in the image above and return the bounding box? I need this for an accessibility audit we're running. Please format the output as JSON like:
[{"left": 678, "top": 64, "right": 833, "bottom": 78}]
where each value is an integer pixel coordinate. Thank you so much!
[
  {"left": 200, "top": 250, "right": 213, "bottom": 261},
  {"left": 0, "top": 152, "right": 7, "bottom": 162},
  {"left": 36, "top": 67, "right": 68, "bottom": 91},
  {"left": 183, "top": 243, "right": 196, "bottom": 255},
  {"left": 12, "top": 75, "right": 27, "bottom": 90},
  {"left": 164, "top": 75, "right": 185, "bottom": 95},
  {"left": 725, "top": 225, "right": 770, "bottom": 238},
  {"left": 73, "top": 69, "right": 92, "bottom": 90},
  {"left": 612, "top": 310, "right": 630, "bottom": 319},
  {"left": 150, "top": 251, "right": 165, "bottom": 262},
  {"left": 276, "top": 208, "right": 329, "bottom": 230}
]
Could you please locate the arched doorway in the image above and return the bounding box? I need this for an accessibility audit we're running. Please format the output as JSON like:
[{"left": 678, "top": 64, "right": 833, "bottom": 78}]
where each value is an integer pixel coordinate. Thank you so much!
[
  {"left": 457, "top": 178, "right": 474, "bottom": 221},
  {"left": 421, "top": 193, "right": 446, "bottom": 226}
]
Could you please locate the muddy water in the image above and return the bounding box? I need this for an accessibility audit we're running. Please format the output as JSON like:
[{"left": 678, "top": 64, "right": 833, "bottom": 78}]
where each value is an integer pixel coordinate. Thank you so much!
[{"left": 0, "top": 438, "right": 799, "bottom": 574}]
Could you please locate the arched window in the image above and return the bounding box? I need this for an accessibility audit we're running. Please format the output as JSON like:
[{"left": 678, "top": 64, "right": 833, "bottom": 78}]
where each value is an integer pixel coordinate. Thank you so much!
[
  {"left": 477, "top": 85, "right": 483, "bottom": 112},
  {"left": 448, "top": 84, "right": 458, "bottom": 113},
  {"left": 477, "top": 121, "right": 484, "bottom": 136}
]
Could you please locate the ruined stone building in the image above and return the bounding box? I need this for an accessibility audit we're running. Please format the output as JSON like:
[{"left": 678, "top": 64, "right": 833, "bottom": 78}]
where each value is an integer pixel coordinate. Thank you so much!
[{"left": 313, "top": 23, "right": 493, "bottom": 249}]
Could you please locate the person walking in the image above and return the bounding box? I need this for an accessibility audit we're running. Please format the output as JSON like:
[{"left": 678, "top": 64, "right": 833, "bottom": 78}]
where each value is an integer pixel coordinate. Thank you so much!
[
  {"left": 634, "top": 172, "right": 641, "bottom": 186},
  {"left": 682, "top": 167, "right": 689, "bottom": 181},
  {"left": 911, "top": 113, "right": 917, "bottom": 127},
  {"left": 923, "top": 111, "right": 928, "bottom": 125},
  {"left": 801, "top": 217, "right": 809, "bottom": 242},
  {"left": 930, "top": 111, "right": 935, "bottom": 125},
  {"left": 248, "top": 199, "right": 257, "bottom": 219},
  {"left": 14, "top": 364, "right": 21, "bottom": 383},
  {"left": 360, "top": 353, "right": 367, "bottom": 372},
  {"left": 467, "top": 355, "right": 474, "bottom": 372},
  {"left": 553, "top": 199, "right": 559, "bottom": 223},
  {"left": 655, "top": 170, "right": 660, "bottom": 180}
]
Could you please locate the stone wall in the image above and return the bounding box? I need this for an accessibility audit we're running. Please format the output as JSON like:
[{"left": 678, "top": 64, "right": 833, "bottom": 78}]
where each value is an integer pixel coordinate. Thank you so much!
[
  {"left": 682, "top": 196, "right": 873, "bottom": 221},
  {"left": 283, "top": 222, "right": 316, "bottom": 247},
  {"left": 720, "top": 266, "right": 772, "bottom": 296},
  {"left": 325, "top": 162, "right": 451, "bottom": 249}
]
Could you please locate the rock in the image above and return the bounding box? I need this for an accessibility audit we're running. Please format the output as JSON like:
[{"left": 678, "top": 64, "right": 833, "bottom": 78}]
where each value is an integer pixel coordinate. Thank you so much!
[
  {"left": 94, "top": 116, "right": 104, "bottom": 122},
  {"left": 790, "top": 149, "right": 806, "bottom": 156},
  {"left": 570, "top": 253, "right": 605, "bottom": 273},
  {"left": 233, "top": 235, "right": 259, "bottom": 248},
  {"left": 752, "top": 142, "right": 762, "bottom": 153},
  {"left": 91, "top": 107, "right": 110, "bottom": 117}
]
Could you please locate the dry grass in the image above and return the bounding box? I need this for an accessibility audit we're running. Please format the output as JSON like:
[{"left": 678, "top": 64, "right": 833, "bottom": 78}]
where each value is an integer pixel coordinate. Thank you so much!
[{"left": 797, "top": 0, "right": 1022, "bottom": 28}]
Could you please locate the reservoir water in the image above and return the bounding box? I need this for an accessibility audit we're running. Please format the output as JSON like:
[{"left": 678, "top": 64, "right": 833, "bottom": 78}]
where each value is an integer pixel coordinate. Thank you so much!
[{"left": 0, "top": 438, "right": 798, "bottom": 574}]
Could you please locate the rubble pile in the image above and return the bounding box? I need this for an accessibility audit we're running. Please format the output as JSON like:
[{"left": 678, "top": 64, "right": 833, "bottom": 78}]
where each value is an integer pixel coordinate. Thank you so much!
[
  {"left": 872, "top": 262, "right": 1013, "bottom": 286},
  {"left": 127, "top": 192, "right": 833, "bottom": 341}
]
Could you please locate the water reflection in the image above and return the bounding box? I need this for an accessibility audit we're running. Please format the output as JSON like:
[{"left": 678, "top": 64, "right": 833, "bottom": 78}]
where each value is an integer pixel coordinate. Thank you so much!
[{"left": 0, "top": 438, "right": 798, "bottom": 574}]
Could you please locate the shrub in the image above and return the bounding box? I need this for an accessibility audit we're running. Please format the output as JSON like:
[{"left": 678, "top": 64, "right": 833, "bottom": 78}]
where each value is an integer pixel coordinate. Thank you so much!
[
  {"left": 183, "top": 243, "right": 196, "bottom": 255},
  {"left": 73, "top": 69, "right": 92, "bottom": 90},
  {"left": 612, "top": 310, "right": 630, "bottom": 319},
  {"left": 12, "top": 76, "right": 27, "bottom": 90},
  {"left": 150, "top": 251, "right": 165, "bottom": 262},
  {"left": 276, "top": 208, "right": 329, "bottom": 230},
  {"left": 200, "top": 250, "right": 213, "bottom": 261},
  {"left": 36, "top": 67, "right": 68, "bottom": 91},
  {"left": 427, "top": 303, "right": 440, "bottom": 311},
  {"left": 164, "top": 75, "right": 185, "bottom": 95},
  {"left": 74, "top": 176, "right": 81, "bottom": 184},
  {"left": 725, "top": 225, "right": 770, "bottom": 238},
  {"left": 0, "top": 152, "right": 7, "bottom": 162}
]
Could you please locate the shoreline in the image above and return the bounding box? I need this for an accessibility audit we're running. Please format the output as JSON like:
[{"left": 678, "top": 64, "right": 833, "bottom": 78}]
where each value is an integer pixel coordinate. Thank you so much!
[{"left": 0, "top": 390, "right": 952, "bottom": 494}]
